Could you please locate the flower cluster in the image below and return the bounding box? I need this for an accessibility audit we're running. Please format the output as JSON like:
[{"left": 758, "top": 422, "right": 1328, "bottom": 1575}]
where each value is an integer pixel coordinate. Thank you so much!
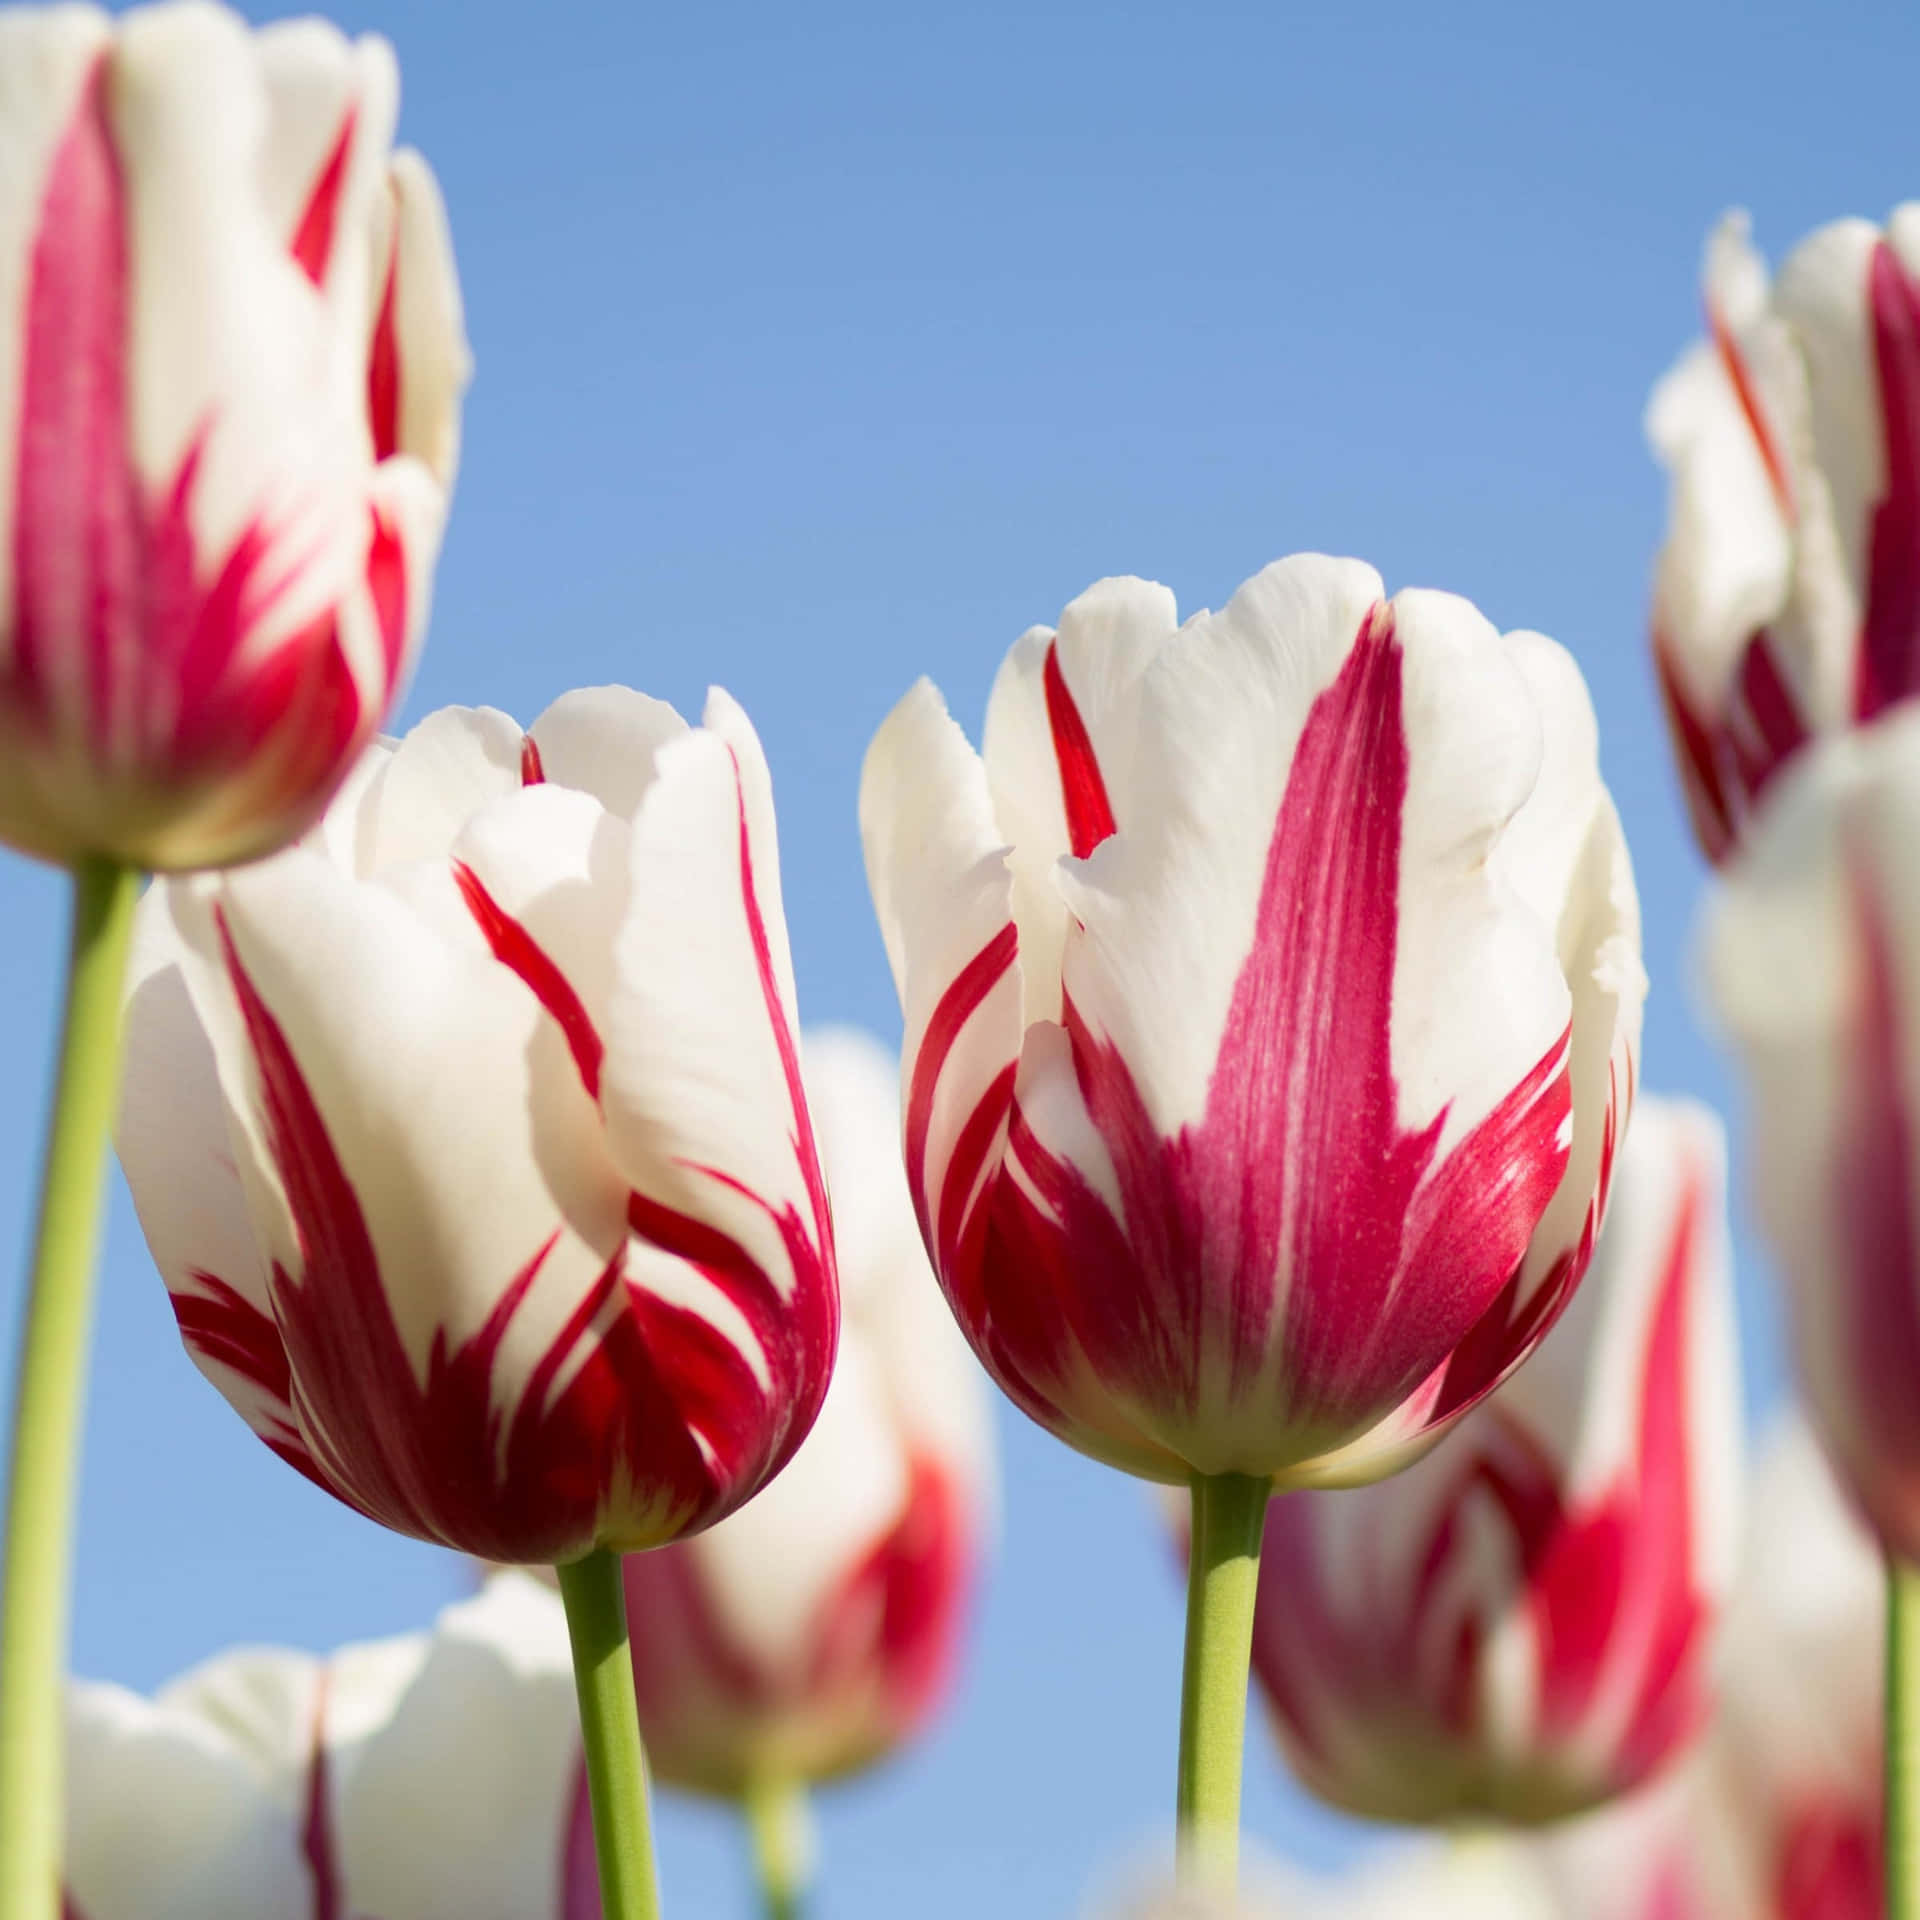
[{"left": 0, "top": 8, "right": 1912, "bottom": 1919}]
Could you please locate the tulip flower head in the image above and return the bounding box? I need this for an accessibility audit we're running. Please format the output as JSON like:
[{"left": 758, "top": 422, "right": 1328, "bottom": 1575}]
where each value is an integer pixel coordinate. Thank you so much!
[
  {"left": 1649, "top": 205, "right": 1920, "bottom": 862},
  {"left": 117, "top": 686, "right": 837, "bottom": 1564},
  {"left": 621, "top": 1026, "right": 995, "bottom": 1796},
  {"left": 64, "top": 1575, "right": 590, "bottom": 1920},
  {"left": 0, "top": 1, "right": 468, "bottom": 870},
  {"left": 1536, "top": 1421, "right": 1883, "bottom": 1920},
  {"left": 860, "top": 554, "right": 1643, "bottom": 1489},
  {"left": 1249, "top": 1096, "right": 1741, "bottom": 1824},
  {"left": 1705, "top": 703, "right": 1920, "bottom": 1561}
]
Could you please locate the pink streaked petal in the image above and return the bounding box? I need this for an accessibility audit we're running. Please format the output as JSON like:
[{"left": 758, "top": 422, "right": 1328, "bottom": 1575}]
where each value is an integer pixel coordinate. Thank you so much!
[
  {"left": 287, "top": 110, "right": 356, "bottom": 288},
  {"left": 1857, "top": 239, "right": 1920, "bottom": 720},
  {"left": 453, "top": 858, "right": 605, "bottom": 1101}
]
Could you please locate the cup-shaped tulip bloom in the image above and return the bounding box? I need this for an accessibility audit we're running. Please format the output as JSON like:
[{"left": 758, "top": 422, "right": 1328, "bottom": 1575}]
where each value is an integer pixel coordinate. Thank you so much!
[
  {"left": 115, "top": 686, "right": 837, "bottom": 1563},
  {"left": 861, "top": 554, "right": 1643, "bottom": 1487},
  {"left": 621, "top": 1026, "right": 994, "bottom": 1795},
  {"left": 1649, "top": 206, "right": 1920, "bottom": 862},
  {"left": 64, "top": 1575, "right": 597, "bottom": 1920},
  {"left": 1704, "top": 704, "right": 1920, "bottom": 1559},
  {"left": 0, "top": 2, "right": 468, "bottom": 870},
  {"left": 1536, "top": 1421, "right": 1883, "bottom": 1920},
  {"left": 1248, "top": 1095, "right": 1740, "bottom": 1824}
]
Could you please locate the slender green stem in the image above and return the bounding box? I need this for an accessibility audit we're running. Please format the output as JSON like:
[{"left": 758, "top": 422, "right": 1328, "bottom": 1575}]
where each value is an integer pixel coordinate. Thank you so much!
[
  {"left": 0, "top": 858, "right": 140, "bottom": 1920},
  {"left": 557, "top": 1549, "right": 661, "bottom": 1920},
  {"left": 1175, "top": 1470, "right": 1270, "bottom": 1889},
  {"left": 743, "top": 1774, "right": 813, "bottom": 1920},
  {"left": 1889, "top": 1554, "right": 1920, "bottom": 1920}
]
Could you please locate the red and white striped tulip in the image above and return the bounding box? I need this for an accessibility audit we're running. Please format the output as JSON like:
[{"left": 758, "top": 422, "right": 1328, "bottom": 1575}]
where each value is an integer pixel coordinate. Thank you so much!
[
  {"left": 115, "top": 687, "right": 837, "bottom": 1564},
  {"left": 621, "top": 1025, "right": 994, "bottom": 1795},
  {"left": 0, "top": 1, "right": 468, "bottom": 870},
  {"left": 1704, "top": 704, "right": 1920, "bottom": 1561},
  {"left": 1536, "top": 1420, "right": 1883, "bottom": 1920},
  {"left": 860, "top": 554, "right": 1643, "bottom": 1488},
  {"left": 64, "top": 1574, "right": 594, "bottom": 1920},
  {"left": 1249, "top": 1096, "right": 1740, "bottom": 1823},
  {"left": 1649, "top": 205, "right": 1920, "bottom": 862}
]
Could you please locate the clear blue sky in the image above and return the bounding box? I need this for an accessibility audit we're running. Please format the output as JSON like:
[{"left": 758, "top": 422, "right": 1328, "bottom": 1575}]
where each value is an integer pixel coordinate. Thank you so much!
[{"left": 2, "top": 0, "right": 1914, "bottom": 1911}]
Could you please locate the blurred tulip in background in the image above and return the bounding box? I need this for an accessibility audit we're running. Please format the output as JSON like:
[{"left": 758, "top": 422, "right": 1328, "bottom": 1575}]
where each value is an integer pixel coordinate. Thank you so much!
[{"left": 0, "top": 0, "right": 467, "bottom": 870}]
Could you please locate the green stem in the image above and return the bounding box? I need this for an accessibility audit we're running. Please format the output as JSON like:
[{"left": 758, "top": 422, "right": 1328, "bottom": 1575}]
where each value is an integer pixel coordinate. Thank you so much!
[
  {"left": 1175, "top": 1470, "right": 1270, "bottom": 1890},
  {"left": 556, "top": 1549, "right": 661, "bottom": 1920},
  {"left": 1889, "top": 1554, "right": 1920, "bottom": 1920},
  {"left": 744, "top": 1774, "right": 813, "bottom": 1920},
  {"left": 0, "top": 858, "right": 140, "bottom": 1920}
]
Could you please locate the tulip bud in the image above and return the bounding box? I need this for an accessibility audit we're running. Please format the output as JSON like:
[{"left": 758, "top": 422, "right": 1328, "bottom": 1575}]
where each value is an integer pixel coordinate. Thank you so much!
[
  {"left": 116, "top": 687, "right": 838, "bottom": 1564},
  {"left": 620, "top": 1027, "right": 995, "bottom": 1795},
  {"left": 1249, "top": 1096, "right": 1741, "bottom": 1824},
  {"left": 860, "top": 554, "right": 1643, "bottom": 1489},
  {"left": 1704, "top": 705, "right": 1920, "bottom": 1560},
  {"left": 1649, "top": 205, "right": 1920, "bottom": 862},
  {"left": 64, "top": 1576, "right": 585, "bottom": 1920},
  {"left": 0, "top": 1, "right": 468, "bottom": 870}
]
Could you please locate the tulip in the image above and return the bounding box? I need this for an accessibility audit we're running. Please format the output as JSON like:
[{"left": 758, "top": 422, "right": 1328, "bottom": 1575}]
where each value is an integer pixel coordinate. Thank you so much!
[
  {"left": 120, "top": 683, "right": 837, "bottom": 1560},
  {"left": 1250, "top": 1094, "right": 1741, "bottom": 1824},
  {"left": 0, "top": 10, "right": 468, "bottom": 1913},
  {"left": 1648, "top": 205, "right": 1920, "bottom": 863},
  {"left": 860, "top": 552, "right": 1643, "bottom": 1880},
  {"left": 617, "top": 1027, "right": 992, "bottom": 1904},
  {"left": 1702, "top": 709, "right": 1920, "bottom": 1563},
  {"left": 0, "top": 0, "right": 468, "bottom": 871},
  {"left": 116, "top": 686, "right": 839, "bottom": 1920},
  {"left": 1535, "top": 1421, "right": 1884, "bottom": 1920},
  {"left": 64, "top": 1574, "right": 592, "bottom": 1920}
]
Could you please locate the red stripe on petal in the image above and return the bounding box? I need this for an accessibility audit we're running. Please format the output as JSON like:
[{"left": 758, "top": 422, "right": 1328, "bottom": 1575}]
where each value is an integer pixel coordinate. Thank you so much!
[
  {"left": 367, "top": 504, "right": 408, "bottom": 685},
  {"left": 521, "top": 733, "right": 547, "bottom": 785},
  {"left": 903, "top": 924, "right": 1018, "bottom": 1260},
  {"left": 367, "top": 223, "right": 401, "bottom": 459},
  {"left": 289, "top": 112, "right": 357, "bottom": 287},
  {"left": 1857, "top": 240, "right": 1920, "bottom": 720},
  {"left": 452, "top": 859, "right": 605, "bottom": 1100},
  {"left": 1651, "top": 626, "right": 1738, "bottom": 863},
  {"left": 1779, "top": 1806, "right": 1882, "bottom": 1920},
  {"left": 11, "top": 57, "right": 132, "bottom": 735},
  {"left": 1831, "top": 861, "right": 1920, "bottom": 1549},
  {"left": 301, "top": 1673, "right": 342, "bottom": 1920},
  {"left": 1711, "top": 311, "right": 1796, "bottom": 522},
  {"left": 1042, "top": 640, "right": 1117, "bottom": 858}
]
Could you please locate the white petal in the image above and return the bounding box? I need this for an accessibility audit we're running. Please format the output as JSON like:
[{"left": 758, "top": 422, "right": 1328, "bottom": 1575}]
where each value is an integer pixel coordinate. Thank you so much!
[
  {"left": 600, "top": 697, "right": 824, "bottom": 1310},
  {"left": 981, "top": 576, "right": 1177, "bottom": 1026},
  {"left": 333, "top": 1575, "right": 579, "bottom": 1920},
  {"left": 65, "top": 1653, "right": 316, "bottom": 1920},
  {"left": 859, "top": 679, "right": 1022, "bottom": 1286},
  {"left": 355, "top": 703, "right": 523, "bottom": 873},
  {"left": 112, "top": 4, "right": 366, "bottom": 649},
  {"left": 527, "top": 683, "right": 688, "bottom": 822},
  {"left": 117, "top": 879, "right": 282, "bottom": 1441},
  {"left": 1776, "top": 215, "right": 1889, "bottom": 608},
  {"left": 377, "top": 147, "right": 469, "bottom": 492}
]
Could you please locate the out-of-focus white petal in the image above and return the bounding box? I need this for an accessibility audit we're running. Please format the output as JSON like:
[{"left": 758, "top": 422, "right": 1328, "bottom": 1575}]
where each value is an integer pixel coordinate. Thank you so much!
[{"left": 334, "top": 1575, "right": 578, "bottom": 1920}]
